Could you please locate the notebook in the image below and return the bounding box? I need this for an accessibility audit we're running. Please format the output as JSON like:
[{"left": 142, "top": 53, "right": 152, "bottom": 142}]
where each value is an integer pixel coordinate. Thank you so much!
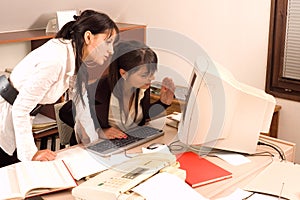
[
  {"left": 176, "top": 151, "right": 232, "bottom": 187},
  {"left": 86, "top": 125, "right": 164, "bottom": 157}
]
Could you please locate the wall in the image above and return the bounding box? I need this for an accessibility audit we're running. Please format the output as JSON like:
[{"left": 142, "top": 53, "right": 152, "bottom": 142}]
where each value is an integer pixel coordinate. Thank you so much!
[
  {"left": 1, "top": 0, "right": 299, "bottom": 162},
  {"left": 0, "top": 0, "right": 123, "bottom": 32}
]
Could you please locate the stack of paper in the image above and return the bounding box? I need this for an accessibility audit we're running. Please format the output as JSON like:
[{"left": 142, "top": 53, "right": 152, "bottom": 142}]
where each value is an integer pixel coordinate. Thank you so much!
[
  {"left": 32, "top": 113, "right": 57, "bottom": 134},
  {"left": 166, "top": 112, "right": 182, "bottom": 128}
]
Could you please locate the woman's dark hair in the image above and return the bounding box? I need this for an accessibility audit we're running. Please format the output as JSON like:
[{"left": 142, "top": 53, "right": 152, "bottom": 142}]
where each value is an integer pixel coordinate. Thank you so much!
[
  {"left": 109, "top": 40, "right": 158, "bottom": 92},
  {"left": 108, "top": 40, "right": 158, "bottom": 122},
  {"left": 56, "top": 9, "right": 119, "bottom": 103}
]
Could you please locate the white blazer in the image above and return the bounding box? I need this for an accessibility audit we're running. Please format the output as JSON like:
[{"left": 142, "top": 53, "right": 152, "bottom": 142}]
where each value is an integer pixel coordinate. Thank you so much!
[{"left": 0, "top": 39, "right": 98, "bottom": 161}]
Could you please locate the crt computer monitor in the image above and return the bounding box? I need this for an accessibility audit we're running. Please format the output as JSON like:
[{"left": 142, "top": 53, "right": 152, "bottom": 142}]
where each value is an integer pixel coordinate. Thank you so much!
[{"left": 177, "top": 58, "right": 276, "bottom": 154}]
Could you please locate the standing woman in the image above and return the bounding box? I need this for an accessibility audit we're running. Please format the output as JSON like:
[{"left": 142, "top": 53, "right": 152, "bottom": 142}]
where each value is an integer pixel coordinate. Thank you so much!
[{"left": 0, "top": 9, "right": 119, "bottom": 167}]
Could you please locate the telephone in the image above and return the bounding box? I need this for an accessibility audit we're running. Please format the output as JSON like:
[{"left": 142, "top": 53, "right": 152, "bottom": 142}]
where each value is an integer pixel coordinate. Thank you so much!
[{"left": 72, "top": 153, "right": 176, "bottom": 200}]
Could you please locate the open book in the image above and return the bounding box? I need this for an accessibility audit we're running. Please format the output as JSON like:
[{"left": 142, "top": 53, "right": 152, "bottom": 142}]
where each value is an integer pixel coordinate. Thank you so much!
[{"left": 0, "top": 160, "right": 77, "bottom": 199}]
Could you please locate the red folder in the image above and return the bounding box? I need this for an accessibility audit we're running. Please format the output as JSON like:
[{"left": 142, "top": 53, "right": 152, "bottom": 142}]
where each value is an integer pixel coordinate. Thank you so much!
[{"left": 176, "top": 151, "right": 232, "bottom": 187}]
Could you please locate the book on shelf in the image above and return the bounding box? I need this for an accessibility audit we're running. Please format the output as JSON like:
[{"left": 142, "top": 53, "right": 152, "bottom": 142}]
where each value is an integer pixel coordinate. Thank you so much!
[
  {"left": 0, "top": 160, "right": 77, "bottom": 199},
  {"left": 176, "top": 151, "right": 232, "bottom": 187}
]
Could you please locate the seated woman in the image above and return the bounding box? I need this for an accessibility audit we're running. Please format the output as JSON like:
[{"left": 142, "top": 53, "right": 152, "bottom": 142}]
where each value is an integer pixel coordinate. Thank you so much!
[{"left": 59, "top": 40, "right": 175, "bottom": 142}]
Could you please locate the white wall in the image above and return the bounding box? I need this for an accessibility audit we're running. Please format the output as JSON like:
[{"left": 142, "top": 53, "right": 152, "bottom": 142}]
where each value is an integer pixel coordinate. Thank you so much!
[
  {"left": 0, "top": 42, "right": 30, "bottom": 71},
  {"left": 1, "top": 0, "right": 300, "bottom": 162},
  {"left": 108, "top": 0, "right": 300, "bottom": 163},
  {"left": 113, "top": 0, "right": 270, "bottom": 89}
]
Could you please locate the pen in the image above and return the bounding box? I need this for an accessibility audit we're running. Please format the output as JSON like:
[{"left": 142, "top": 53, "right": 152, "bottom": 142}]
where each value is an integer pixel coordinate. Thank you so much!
[{"left": 278, "top": 182, "right": 284, "bottom": 200}]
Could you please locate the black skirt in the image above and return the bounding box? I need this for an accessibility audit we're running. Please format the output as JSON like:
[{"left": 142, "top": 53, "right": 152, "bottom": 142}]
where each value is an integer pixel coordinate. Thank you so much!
[{"left": 0, "top": 147, "right": 20, "bottom": 168}]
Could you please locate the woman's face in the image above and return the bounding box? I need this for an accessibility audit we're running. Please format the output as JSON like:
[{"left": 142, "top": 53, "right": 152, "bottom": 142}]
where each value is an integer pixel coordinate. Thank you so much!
[
  {"left": 82, "top": 30, "right": 116, "bottom": 67},
  {"left": 125, "top": 65, "right": 155, "bottom": 89}
]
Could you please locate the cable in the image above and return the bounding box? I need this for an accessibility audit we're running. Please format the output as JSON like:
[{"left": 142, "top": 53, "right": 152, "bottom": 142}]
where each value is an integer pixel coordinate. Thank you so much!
[
  {"left": 249, "top": 151, "right": 274, "bottom": 158},
  {"left": 168, "top": 140, "right": 189, "bottom": 154},
  {"left": 259, "top": 138, "right": 286, "bottom": 160},
  {"left": 257, "top": 140, "right": 286, "bottom": 160}
]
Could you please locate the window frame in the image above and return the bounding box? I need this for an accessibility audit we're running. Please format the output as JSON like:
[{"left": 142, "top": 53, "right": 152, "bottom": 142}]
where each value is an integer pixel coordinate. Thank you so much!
[{"left": 266, "top": 0, "right": 300, "bottom": 101}]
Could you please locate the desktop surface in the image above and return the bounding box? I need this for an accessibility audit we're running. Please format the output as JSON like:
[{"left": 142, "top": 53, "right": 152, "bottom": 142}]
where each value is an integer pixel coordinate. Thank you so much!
[{"left": 41, "top": 120, "right": 295, "bottom": 200}]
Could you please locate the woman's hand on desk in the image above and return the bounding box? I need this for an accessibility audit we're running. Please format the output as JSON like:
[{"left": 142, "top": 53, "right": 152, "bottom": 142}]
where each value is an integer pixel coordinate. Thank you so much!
[
  {"left": 160, "top": 77, "right": 175, "bottom": 105},
  {"left": 32, "top": 149, "right": 56, "bottom": 161},
  {"left": 98, "top": 127, "right": 127, "bottom": 140}
]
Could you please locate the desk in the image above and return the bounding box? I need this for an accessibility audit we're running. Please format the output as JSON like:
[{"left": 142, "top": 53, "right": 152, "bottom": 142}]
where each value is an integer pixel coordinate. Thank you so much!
[{"left": 41, "top": 122, "right": 295, "bottom": 200}]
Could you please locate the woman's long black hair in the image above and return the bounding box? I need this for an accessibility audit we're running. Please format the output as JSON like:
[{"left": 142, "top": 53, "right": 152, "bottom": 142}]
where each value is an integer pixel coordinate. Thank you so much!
[
  {"left": 55, "top": 9, "right": 119, "bottom": 104},
  {"left": 108, "top": 40, "right": 158, "bottom": 122}
]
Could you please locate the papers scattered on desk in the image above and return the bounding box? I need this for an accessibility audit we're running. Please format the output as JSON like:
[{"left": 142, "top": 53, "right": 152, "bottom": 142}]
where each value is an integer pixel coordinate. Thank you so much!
[
  {"left": 168, "top": 112, "right": 182, "bottom": 122},
  {"left": 56, "top": 147, "right": 131, "bottom": 180},
  {"left": 214, "top": 152, "right": 251, "bottom": 166},
  {"left": 216, "top": 188, "right": 279, "bottom": 200},
  {"left": 56, "top": 147, "right": 108, "bottom": 180},
  {"left": 244, "top": 161, "right": 300, "bottom": 200},
  {"left": 166, "top": 112, "right": 182, "bottom": 128},
  {"left": 132, "top": 172, "right": 208, "bottom": 200}
]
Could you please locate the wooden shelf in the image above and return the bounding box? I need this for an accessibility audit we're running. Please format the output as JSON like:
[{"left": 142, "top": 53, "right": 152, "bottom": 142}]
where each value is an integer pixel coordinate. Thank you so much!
[
  {"left": 115, "top": 22, "right": 146, "bottom": 32},
  {"left": 0, "top": 30, "right": 55, "bottom": 44},
  {"left": 0, "top": 23, "right": 146, "bottom": 45}
]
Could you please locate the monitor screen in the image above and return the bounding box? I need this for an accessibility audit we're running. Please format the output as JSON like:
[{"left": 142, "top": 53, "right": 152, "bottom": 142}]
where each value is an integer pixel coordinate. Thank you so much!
[{"left": 177, "top": 59, "right": 276, "bottom": 154}]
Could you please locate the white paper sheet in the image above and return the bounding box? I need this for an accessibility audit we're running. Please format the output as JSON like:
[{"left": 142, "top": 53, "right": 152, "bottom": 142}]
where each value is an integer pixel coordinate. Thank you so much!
[
  {"left": 56, "top": 147, "right": 133, "bottom": 180},
  {"left": 132, "top": 172, "right": 208, "bottom": 200},
  {"left": 214, "top": 152, "right": 251, "bottom": 166},
  {"left": 56, "top": 147, "right": 108, "bottom": 180}
]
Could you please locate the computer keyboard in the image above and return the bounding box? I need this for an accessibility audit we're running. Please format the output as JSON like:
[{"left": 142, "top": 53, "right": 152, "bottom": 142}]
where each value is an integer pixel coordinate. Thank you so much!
[{"left": 86, "top": 126, "right": 164, "bottom": 156}]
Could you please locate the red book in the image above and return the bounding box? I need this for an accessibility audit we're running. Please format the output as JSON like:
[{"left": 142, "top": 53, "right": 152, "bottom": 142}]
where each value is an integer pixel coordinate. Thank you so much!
[{"left": 176, "top": 151, "right": 232, "bottom": 187}]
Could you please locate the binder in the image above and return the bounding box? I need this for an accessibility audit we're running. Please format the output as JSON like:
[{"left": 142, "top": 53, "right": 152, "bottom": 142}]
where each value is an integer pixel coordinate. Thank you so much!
[{"left": 176, "top": 151, "right": 232, "bottom": 187}]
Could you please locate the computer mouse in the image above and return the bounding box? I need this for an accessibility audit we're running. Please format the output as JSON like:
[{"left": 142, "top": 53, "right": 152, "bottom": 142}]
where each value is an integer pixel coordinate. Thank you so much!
[{"left": 146, "top": 143, "right": 165, "bottom": 150}]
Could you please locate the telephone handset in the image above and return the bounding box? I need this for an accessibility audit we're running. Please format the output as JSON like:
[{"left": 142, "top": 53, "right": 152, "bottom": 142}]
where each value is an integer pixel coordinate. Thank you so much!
[{"left": 72, "top": 153, "right": 176, "bottom": 200}]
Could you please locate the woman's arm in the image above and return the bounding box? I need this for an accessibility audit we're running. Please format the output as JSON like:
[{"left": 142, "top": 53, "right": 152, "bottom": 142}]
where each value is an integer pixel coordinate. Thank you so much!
[
  {"left": 142, "top": 77, "right": 175, "bottom": 123},
  {"left": 159, "top": 77, "right": 176, "bottom": 105},
  {"left": 12, "top": 63, "right": 62, "bottom": 161}
]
